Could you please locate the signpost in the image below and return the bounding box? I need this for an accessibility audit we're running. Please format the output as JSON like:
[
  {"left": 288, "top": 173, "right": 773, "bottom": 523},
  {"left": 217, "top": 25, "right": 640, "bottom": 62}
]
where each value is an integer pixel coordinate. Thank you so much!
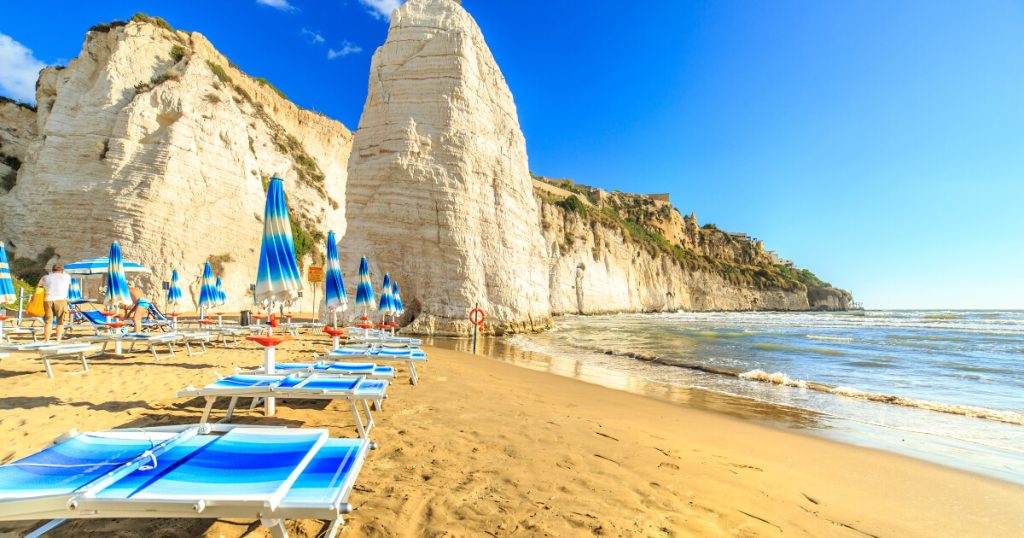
[{"left": 307, "top": 266, "right": 323, "bottom": 321}]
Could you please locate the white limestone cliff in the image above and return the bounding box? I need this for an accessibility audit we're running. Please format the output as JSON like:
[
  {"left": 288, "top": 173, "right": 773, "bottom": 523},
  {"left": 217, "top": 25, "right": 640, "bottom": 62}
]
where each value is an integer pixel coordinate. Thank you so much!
[
  {"left": 341, "top": 0, "right": 552, "bottom": 335},
  {"left": 0, "top": 18, "right": 351, "bottom": 308}
]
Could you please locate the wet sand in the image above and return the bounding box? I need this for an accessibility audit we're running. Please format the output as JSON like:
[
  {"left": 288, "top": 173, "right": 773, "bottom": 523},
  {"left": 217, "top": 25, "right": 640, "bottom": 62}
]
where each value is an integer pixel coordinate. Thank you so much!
[{"left": 0, "top": 330, "right": 1021, "bottom": 537}]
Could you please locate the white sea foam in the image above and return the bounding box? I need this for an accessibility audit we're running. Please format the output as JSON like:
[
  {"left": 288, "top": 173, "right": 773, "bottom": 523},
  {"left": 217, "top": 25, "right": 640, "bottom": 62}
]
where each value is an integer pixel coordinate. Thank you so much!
[
  {"left": 805, "top": 335, "right": 853, "bottom": 343},
  {"left": 739, "top": 369, "right": 808, "bottom": 389}
]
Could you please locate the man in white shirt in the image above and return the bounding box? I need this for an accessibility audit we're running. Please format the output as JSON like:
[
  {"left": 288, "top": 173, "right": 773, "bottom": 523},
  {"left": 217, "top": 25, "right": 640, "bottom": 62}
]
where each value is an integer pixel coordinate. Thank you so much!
[{"left": 38, "top": 264, "right": 72, "bottom": 342}]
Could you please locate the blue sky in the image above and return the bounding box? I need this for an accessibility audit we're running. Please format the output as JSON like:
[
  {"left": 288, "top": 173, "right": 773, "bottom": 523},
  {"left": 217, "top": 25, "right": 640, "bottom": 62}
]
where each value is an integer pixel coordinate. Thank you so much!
[{"left": 2, "top": 1, "right": 1022, "bottom": 309}]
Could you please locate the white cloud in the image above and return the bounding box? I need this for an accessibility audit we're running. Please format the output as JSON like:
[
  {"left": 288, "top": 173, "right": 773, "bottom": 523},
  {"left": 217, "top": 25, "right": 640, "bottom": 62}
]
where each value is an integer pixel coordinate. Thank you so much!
[
  {"left": 0, "top": 33, "right": 46, "bottom": 103},
  {"left": 301, "top": 28, "right": 325, "bottom": 44},
  {"left": 327, "top": 41, "right": 362, "bottom": 59},
  {"left": 359, "top": 0, "right": 403, "bottom": 20},
  {"left": 256, "top": 0, "right": 296, "bottom": 12}
]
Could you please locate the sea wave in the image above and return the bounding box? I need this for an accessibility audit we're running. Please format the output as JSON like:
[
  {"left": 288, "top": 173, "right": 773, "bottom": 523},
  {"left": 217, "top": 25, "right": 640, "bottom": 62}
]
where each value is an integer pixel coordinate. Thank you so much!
[
  {"left": 594, "top": 349, "right": 1024, "bottom": 427},
  {"left": 738, "top": 369, "right": 808, "bottom": 388}
]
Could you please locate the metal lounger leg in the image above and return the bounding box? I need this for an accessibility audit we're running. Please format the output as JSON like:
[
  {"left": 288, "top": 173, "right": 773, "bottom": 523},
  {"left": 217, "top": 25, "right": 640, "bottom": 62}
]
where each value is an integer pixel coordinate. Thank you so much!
[
  {"left": 349, "top": 401, "right": 369, "bottom": 439},
  {"left": 323, "top": 516, "right": 344, "bottom": 538},
  {"left": 184, "top": 339, "right": 193, "bottom": 356},
  {"left": 408, "top": 361, "right": 419, "bottom": 385},
  {"left": 361, "top": 399, "right": 375, "bottom": 435},
  {"left": 261, "top": 518, "right": 288, "bottom": 538},
  {"left": 200, "top": 397, "right": 215, "bottom": 424},
  {"left": 79, "top": 352, "right": 89, "bottom": 374},
  {"left": 224, "top": 396, "right": 239, "bottom": 422},
  {"left": 42, "top": 356, "right": 54, "bottom": 379},
  {"left": 25, "top": 518, "right": 67, "bottom": 538}
]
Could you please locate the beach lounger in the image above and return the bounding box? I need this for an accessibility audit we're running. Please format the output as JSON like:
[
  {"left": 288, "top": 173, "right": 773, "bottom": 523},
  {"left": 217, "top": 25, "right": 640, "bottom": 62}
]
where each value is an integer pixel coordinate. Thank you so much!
[
  {"left": 178, "top": 374, "right": 387, "bottom": 440},
  {"left": 0, "top": 342, "right": 101, "bottom": 378},
  {"left": 84, "top": 332, "right": 182, "bottom": 360},
  {"left": 318, "top": 346, "right": 427, "bottom": 385},
  {"left": 244, "top": 361, "right": 396, "bottom": 380},
  {"left": 349, "top": 335, "right": 422, "bottom": 345},
  {"left": 0, "top": 423, "right": 370, "bottom": 538}
]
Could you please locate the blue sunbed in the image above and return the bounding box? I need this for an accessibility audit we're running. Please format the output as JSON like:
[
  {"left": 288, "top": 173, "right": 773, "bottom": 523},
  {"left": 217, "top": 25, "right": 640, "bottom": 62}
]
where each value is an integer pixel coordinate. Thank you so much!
[
  {"left": 178, "top": 374, "right": 388, "bottom": 440},
  {"left": 0, "top": 424, "right": 368, "bottom": 538}
]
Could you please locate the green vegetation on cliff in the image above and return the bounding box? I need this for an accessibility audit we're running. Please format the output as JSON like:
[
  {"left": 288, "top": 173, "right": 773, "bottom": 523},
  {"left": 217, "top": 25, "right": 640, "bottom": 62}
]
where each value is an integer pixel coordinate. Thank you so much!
[{"left": 538, "top": 182, "right": 833, "bottom": 292}]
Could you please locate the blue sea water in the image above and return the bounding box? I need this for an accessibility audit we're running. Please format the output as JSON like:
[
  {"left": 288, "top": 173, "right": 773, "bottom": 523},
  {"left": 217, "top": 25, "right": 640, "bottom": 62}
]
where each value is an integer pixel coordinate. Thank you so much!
[{"left": 492, "top": 310, "right": 1024, "bottom": 484}]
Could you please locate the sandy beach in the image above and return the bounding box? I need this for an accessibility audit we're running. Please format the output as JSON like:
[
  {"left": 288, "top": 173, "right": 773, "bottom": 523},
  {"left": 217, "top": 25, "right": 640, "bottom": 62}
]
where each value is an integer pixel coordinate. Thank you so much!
[{"left": 0, "top": 329, "right": 1021, "bottom": 537}]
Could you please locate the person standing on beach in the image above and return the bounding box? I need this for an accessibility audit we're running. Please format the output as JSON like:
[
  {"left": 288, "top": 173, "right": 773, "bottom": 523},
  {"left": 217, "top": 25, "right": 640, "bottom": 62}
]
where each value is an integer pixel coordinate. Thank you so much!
[{"left": 38, "top": 264, "right": 71, "bottom": 342}]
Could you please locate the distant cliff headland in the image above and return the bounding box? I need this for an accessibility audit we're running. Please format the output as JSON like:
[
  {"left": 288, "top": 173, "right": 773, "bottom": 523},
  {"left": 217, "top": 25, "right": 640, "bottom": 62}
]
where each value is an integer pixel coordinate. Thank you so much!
[{"left": 0, "top": 1, "right": 852, "bottom": 335}]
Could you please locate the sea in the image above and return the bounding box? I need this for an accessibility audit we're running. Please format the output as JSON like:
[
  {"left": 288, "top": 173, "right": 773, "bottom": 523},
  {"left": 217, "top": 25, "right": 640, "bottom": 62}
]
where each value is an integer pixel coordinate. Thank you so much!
[{"left": 430, "top": 310, "right": 1024, "bottom": 484}]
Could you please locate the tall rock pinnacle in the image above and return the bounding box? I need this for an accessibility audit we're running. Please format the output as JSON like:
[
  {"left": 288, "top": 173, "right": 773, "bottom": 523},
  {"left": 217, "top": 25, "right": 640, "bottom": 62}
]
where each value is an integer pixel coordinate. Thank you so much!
[{"left": 342, "top": 0, "right": 552, "bottom": 335}]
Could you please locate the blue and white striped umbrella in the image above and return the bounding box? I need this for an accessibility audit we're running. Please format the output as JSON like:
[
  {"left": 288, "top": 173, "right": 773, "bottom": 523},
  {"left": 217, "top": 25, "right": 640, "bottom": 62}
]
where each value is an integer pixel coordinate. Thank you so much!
[
  {"left": 323, "top": 231, "right": 347, "bottom": 312},
  {"left": 65, "top": 257, "right": 149, "bottom": 275},
  {"left": 355, "top": 256, "right": 375, "bottom": 312},
  {"left": 104, "top": 242, "right": 132, "bottom": 308},
  {"left": 378, "top": 273, "right": 395, "bottom": 317},
  {"left": 215, "top": 276, "right": 227, "bottom": 306},
  {"left": 167, "top": 269, "right": 183, "bottom": 309},
  {"left": 392, "top": 280, "right": 404, "bottom": 317},
  {"left": 0, "top": 242, "right": 15, "bottom": 305},
  {"left": 67, "top": 278, "right": 82, "bottom": 302},
  {"left": 255, "top": 177, "right": 303, "bottom": 307},
  {"left": 198, "top": 262, "right": 218, "bottom": 312}
]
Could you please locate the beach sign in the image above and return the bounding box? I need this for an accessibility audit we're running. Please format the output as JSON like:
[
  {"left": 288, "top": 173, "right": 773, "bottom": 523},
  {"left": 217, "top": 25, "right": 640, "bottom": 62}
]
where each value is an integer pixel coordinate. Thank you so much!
[{"left": 307, "top": 266, "right": 324, "bottom": 282}]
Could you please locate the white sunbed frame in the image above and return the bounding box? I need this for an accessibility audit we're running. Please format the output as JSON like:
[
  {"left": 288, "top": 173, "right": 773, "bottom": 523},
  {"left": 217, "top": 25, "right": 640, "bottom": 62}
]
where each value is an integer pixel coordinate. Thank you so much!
[
  {"left": 0, "top": 423, "right": 369, "bottom": 538},
  {"left": 0, "top": 342, "right": 102, "bottom": 378},
  {"left": 315, "top": 347, "right": 427, "bottom": 385},
  {"left": 177, "top": 374, "right": 385, "bottom": 441}
]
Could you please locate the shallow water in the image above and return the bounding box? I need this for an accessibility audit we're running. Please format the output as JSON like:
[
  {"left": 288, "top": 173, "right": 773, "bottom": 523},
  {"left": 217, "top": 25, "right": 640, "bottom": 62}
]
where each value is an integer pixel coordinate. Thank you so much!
[{"left": 428, "top": 310, "right": 1024, "bottom": 484}]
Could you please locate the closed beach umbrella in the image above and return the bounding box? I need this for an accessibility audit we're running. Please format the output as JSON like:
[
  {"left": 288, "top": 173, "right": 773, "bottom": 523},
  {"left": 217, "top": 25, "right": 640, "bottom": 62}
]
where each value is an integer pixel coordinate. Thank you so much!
[
  {"left": 255, "top": 178, "right": 303, "bottom": 308},
  {"left": 0, "top": 242, "right": 16, "bottom": 305},
  {"left": 198, "top": 262, "right": 218, "bottom": 315},
  {"left": 355, "top": 256, "right": 375, "bottom": 323},
  {"left": 323, "top": 231, "right": 347, "bottom": 326},
  {"left": 65, "top": 257, "right": 150, "bottom": 275},
  {"left": 392, "top": 280, "right": 404, "bottom": 317},
  {"left": 68, "top": 278, "right": 82, "bottom": 302},
  {"left": 253, "top": 177, "right": 303, "bottom": 415},
  {"left": 104, "top": 242, "right": 132, "bottom": 308},
  {"left": 215, "top": 276, "right": 227, "bottom": 306},
  {"left": 167, "top": 269, "right": 183, "bottom": 310},
  {"left": 378, "top": 273, "right": 395, "bottom": 321}
]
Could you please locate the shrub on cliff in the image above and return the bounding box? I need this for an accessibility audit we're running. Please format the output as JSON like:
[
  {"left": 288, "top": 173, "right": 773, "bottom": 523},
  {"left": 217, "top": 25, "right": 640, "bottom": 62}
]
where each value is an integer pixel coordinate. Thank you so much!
[
  {"left": 170, "top": 45, "right": 186, "bottom": 62},
  {"left": 254, "top": 77, "right": 287, "bottom": 100},
  {"left": 88, "top": 20, "right": 127, "bottom": 33},
  {"left": 207, "top": 62, "right": 231, "bottom": 84},
  {"left": 130, "top": 13, "right": 174, "bottom": 32},
  {"left": 556, "top": 195, "right": 587, "bottom": 215}
]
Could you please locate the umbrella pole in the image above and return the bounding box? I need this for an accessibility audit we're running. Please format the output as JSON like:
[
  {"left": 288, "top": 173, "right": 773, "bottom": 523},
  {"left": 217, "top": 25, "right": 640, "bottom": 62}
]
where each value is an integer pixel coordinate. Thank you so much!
[{"left": 265, "top": 301, "right": 276, "bottom": 416}]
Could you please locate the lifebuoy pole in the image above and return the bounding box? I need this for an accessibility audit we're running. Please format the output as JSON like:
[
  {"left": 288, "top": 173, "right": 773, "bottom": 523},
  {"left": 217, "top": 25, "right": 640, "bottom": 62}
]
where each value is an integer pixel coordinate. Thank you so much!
[{"left": 472, "top": 302, "right": 479, "bottom": 354}]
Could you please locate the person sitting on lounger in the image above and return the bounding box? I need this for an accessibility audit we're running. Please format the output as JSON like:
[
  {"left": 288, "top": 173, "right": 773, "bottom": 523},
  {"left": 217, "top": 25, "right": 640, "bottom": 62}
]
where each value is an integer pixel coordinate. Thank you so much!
[{"left": 126, "top": 285, "right": 152, "bottom": 333}]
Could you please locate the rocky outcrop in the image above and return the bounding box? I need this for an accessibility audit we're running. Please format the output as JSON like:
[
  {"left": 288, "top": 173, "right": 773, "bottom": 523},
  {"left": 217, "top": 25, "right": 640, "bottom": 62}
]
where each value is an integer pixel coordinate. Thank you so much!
[
  {"left": 341, "top": 0, "right": 551, "bottom": 335},
  {"left": 0, "top": 6, "right": 852, "bottom": 328},
  {"left": 0, "top": 17, "right": 351, "bottom": 307},
  {"left": 539, "top": 185, "right": 853, "bottom": 314},
  {"left": 0, "top": 100, "right": 37, "bottom": 191}
]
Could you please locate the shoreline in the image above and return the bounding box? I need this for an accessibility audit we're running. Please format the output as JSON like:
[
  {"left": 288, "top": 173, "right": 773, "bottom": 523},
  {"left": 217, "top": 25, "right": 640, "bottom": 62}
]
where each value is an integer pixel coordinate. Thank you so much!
[
  {"left": 427, "top": 334, "right": 1024, "bottom": 486},
  {"left": 0, "top": 334, "right": 1021, "bottom": 536}
]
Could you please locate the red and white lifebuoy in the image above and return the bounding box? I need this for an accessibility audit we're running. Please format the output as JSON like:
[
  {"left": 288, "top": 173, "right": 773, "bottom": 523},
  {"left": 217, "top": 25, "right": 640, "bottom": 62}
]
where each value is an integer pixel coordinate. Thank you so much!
[{"left": 469, "top": 308, "right": 486, "bottom": 326}]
